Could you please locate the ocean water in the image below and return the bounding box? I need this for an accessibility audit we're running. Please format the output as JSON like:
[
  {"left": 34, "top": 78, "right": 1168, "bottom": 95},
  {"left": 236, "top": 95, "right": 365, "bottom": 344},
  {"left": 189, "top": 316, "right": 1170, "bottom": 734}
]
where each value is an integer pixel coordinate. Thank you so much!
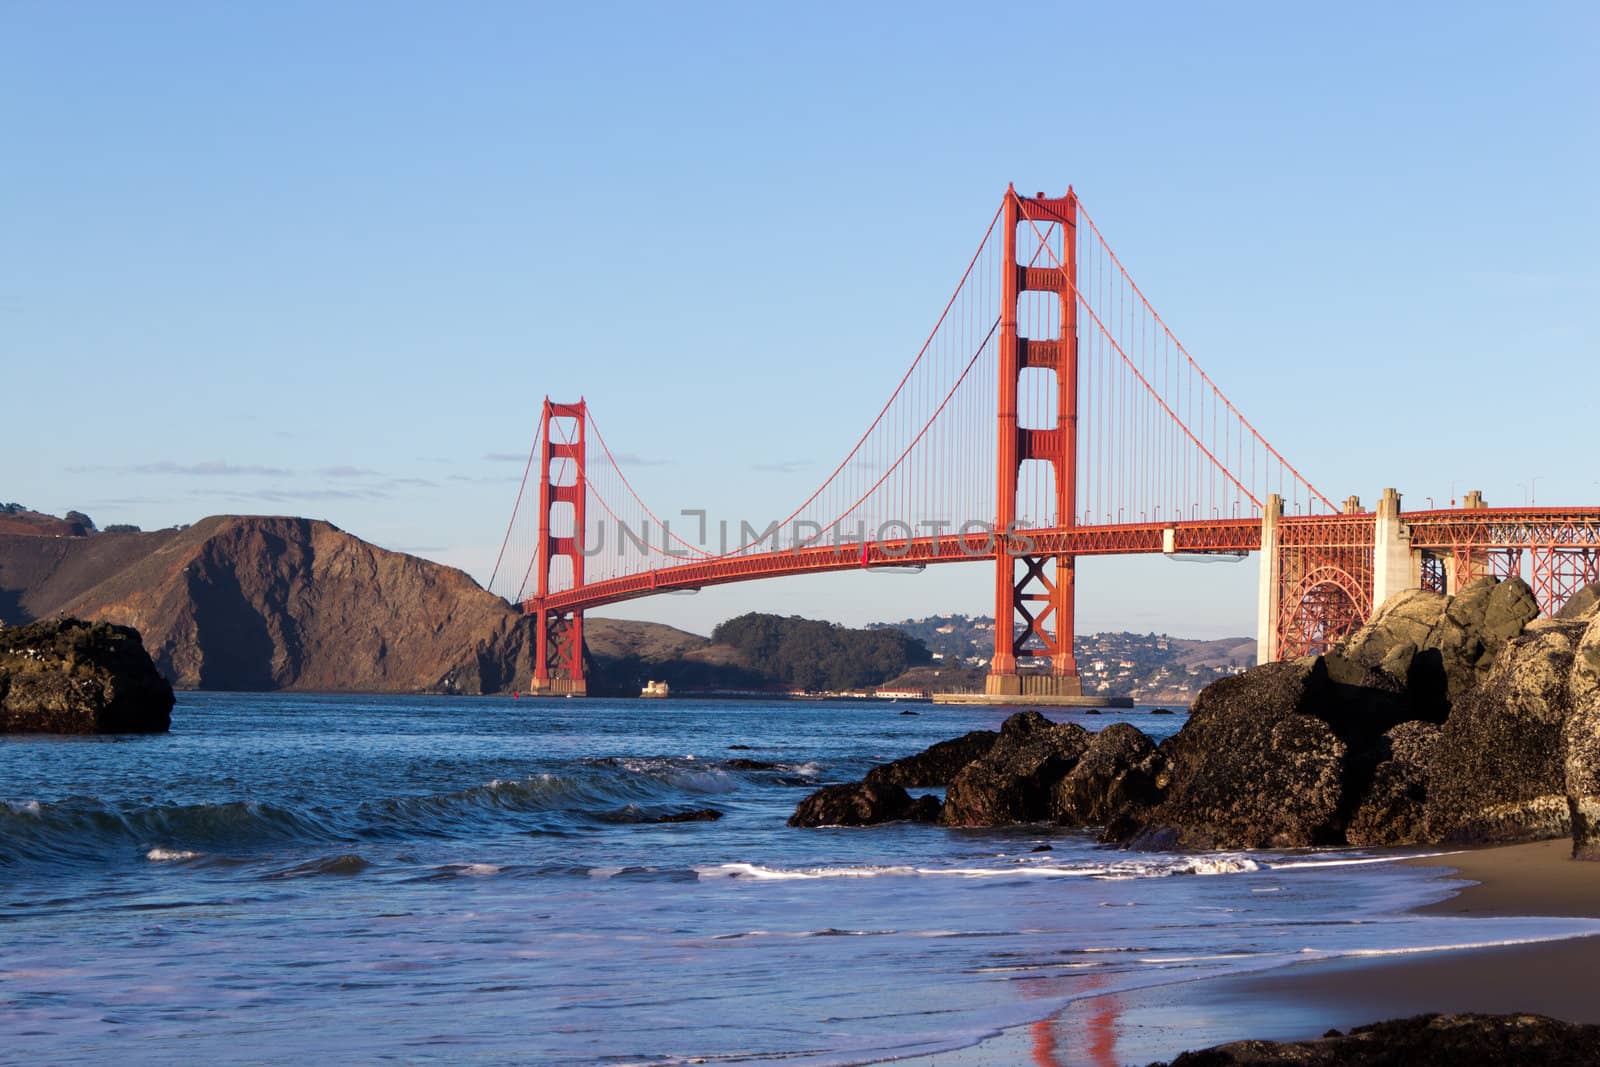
[{"left": 3, "top": 694, "right": 1597, "bottom": 1066}]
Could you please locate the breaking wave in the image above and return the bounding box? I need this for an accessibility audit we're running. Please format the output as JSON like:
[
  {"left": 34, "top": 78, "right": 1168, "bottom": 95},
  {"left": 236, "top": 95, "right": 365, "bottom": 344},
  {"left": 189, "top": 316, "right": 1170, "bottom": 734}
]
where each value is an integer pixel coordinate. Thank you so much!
[{"left": 0, "top": 755, "right": 804, "bottom": 868}]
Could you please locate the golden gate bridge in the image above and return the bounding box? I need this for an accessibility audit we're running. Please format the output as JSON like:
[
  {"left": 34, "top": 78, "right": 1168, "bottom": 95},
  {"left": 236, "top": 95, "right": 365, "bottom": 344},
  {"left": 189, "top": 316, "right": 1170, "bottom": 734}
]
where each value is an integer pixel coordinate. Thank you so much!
[{"left": 487, "top": 185, "right": 1600, "bottom": 697}]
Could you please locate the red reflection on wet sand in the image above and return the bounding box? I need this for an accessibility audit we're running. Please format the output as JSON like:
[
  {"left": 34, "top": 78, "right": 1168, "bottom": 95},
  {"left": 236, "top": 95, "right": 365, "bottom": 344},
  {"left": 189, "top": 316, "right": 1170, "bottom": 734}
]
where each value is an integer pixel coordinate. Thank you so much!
[{"left": 1029, "top": 974, "right": 1122, "bottom": 1066}]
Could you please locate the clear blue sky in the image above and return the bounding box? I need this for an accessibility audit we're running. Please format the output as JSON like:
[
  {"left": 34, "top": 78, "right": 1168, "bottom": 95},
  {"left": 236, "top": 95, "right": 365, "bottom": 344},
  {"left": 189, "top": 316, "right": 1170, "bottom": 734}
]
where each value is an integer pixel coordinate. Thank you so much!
[{"left": 5, "top": 2, "right": 1596, "bottom": 639}]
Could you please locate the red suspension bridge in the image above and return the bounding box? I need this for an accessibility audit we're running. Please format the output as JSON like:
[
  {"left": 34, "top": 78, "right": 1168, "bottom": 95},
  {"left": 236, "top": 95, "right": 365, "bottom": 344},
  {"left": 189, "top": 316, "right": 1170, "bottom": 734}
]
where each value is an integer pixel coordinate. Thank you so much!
[{"left": 489, "top": 185, "right": 1600, "bottom": 697}]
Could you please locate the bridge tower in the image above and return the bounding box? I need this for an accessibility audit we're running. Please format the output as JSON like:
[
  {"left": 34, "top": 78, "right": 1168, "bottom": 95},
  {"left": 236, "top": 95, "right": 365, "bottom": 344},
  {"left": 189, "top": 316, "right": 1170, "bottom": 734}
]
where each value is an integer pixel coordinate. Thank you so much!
[
  {"left": 987, "top": 187, "right": 1082, "bottom": 698},
  {"left": 530, "top": 398, "right": 587, "bottom": 696}
]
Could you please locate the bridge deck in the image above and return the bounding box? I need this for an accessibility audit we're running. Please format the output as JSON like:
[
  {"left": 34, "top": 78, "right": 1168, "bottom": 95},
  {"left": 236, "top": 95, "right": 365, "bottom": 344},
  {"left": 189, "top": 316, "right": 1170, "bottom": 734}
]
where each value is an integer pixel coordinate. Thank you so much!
[
  {"left": 532, "top": 517, "right": 1263, "bottom": 615},
  {"left": 527, "top": 507, "right": 1600, "bottom": 617}
]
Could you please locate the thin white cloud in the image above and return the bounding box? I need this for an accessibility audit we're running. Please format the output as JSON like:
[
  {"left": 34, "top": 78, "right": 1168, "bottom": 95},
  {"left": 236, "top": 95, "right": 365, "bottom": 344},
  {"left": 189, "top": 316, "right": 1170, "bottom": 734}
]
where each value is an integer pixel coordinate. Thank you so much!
[
  {"left": 754, "top": 459, "right": 810, "bottom": 474},
  {"left": 187, "top": 487, "right": 390, "bottom": 502},
  {"left": 67, "top": 460, "right": 294, "bottom": 477},
  {"left": 611, "top": 452, "right": 672, "bottom": 467}
]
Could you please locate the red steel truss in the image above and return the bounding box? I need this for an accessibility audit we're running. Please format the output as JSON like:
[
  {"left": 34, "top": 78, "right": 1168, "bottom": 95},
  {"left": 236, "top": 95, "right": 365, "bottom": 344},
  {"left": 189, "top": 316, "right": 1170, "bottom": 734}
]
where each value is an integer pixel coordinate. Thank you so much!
[
  {"left": 1407, "top": 508, "right": 1600, "bottom": 616},
  {"left": 1274, "top": 514, "right": 1375, "bottom": 658}
]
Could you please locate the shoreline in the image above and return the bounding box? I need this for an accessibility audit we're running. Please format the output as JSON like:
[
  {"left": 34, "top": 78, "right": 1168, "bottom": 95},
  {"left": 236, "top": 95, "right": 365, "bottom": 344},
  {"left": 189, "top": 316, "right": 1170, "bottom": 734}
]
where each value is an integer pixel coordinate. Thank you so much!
[{"left": 893, "top": 838, "right": 1600, "bottom": 1065}]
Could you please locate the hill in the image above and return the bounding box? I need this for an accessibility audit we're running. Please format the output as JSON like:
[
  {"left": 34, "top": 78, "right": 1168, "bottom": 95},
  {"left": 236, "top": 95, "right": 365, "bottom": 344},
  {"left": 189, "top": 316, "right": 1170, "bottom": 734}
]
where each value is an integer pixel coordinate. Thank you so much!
[
  {"left": 0, "top": 511, "right": 759, "bottom": 695},
  {"left": 1, "top": 516, "right": 535, "bottom": 692}
]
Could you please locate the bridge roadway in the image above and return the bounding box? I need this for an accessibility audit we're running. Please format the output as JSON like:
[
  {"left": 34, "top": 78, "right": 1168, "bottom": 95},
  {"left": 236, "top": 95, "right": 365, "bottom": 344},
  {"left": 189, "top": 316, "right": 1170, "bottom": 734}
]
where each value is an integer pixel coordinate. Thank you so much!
[
  {"left": 534, "top": 516, "right": 1264, "bottom": 615},
  {"left": 532, "top": 506, "right": 1600, "bottom": 618}
]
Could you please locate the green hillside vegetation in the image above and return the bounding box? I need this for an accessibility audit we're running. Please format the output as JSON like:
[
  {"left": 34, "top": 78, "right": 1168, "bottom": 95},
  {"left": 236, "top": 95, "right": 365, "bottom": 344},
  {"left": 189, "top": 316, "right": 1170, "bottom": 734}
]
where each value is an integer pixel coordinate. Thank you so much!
[{"left": 709, "top": 612, "right": 931, "bottom": 692}]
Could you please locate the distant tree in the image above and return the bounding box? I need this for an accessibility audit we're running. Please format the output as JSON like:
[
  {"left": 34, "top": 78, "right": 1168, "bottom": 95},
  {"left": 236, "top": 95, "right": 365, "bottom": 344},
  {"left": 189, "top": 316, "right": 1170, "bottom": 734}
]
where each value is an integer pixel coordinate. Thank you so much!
[
  {"left": 102, "top": 523, "right": 141, "bottom": 534},
  {"left": 712, "top": 612, "right": 931, "bottom": 691},
  {"left": 0, "top": 503, "right": 25, "bottom": 514},
  {"left": 63, "top": 510, "right": 96, "bottom": 531}
]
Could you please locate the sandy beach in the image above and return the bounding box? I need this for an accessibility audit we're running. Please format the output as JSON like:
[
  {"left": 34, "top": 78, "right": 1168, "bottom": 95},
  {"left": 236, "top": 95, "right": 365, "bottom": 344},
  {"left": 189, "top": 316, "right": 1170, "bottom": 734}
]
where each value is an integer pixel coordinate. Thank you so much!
[{"left": 907, "top": 839, "right": 1600, "bottom": 1065}]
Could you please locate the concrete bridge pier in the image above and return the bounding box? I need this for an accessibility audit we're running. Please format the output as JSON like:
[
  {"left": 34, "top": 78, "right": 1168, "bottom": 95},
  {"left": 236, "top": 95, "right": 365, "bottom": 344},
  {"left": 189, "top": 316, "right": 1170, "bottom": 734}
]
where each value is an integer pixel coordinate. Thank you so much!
[
  {"left": 1256, "top": 493, "right": 1283, "bottom": 663},
  {"left": 1372, "top": 487, "right": 1419, "bottom": 607}
]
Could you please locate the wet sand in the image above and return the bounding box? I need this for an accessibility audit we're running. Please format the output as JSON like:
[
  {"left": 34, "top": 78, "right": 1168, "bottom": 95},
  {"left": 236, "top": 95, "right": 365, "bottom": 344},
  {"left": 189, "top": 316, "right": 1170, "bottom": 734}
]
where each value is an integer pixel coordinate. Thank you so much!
[
  {"left": 903, "top": 839, "right": 1600, "bottom": 1065},
  {"left": 1219, "top": 839, "right": 1600, "bottom": 1027}
]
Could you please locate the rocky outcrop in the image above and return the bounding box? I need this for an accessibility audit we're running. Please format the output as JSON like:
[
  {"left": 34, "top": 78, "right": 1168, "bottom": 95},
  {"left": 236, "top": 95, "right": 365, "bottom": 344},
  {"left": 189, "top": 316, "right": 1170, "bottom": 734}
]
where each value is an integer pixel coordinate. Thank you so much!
[
  {"left": 1335, "top": 577, "right": 1541, "bottom": 717},
  {"left": 0, "top": 617, "right": 173, "bottom": 733},
  {"left": 1557, "top": 582, "right": 1600, "bottom": 622},
  {"left": 787, "top": 577, "right": 1600, "bottom": 855},
  {"left": 1565, "top": 695, "right": 1600, "bottom": 859},
  {"left": 787, "top": 713, "right": 1077, "bottom": 829},
  {"left": 1424, "top": 621, "right": 1581, "bottom": 843},
  {"left": 1152, "top": 1013, "right": 1600, "bottom": 1067},
  {"left": 864, "top": 729, "right": 997, "bottom": 789},
  {"left": 940, "top": 712, "right": 1091, "bottom": 826},
  {"left": 1346, "top": 721, "right": 1440, "bottom": 846},
  {"left": 1129, "top": 660, "right": 1351, "bottom": 849},
  {"left": 786, "top": 781, "right": 939, "bottom": 827},
  {"left": 1050, "top": 722, "right": 1163, "bottom": 829},
  {"left": 1563, "top": 606, "right": 1600, "bottom": 858}
]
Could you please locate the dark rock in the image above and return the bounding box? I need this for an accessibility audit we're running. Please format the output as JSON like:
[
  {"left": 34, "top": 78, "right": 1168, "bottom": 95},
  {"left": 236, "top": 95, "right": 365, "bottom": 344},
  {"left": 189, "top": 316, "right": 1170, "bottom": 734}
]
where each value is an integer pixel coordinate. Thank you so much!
[
  {"left": 1556, "top": 582, "right": 1600, "bottom": 622},
  {"left": 898, "top": 709, "right": 919, "bottom": 715},
  {"left": 864, "top": 729, "right": 997, "bottom": 789},
  {"left": 0, "top": 617, "right": 173, "bottom": 733},
  {"left": 1151, "top": 1012, "right": 1600, "bottom": 1066},
  {"left": 1563, "top": 694, "right": 1600, "bottom": 859},
  {"left": 1331, "top": 597, "right": 1452, "bottom": 725},
  {"left": 1433, "top": 577, "right": 1541, "bottom": 700},
  {"left": 1564, "top": 616, "right": 1600, "bottom": 858},
  {"left": 788, "top": 781, "right": 918, "bottom": 827},
  {"left": 1484, "top": 577, "right": 1543, "bottom": 642},
  {"left": 1386, "top": 718, "right": 1445, "bottom": 767},
  {"left": 725, "top": 758, "right": 780, "bottom": 770},
  {"left": 1151, "top": 707, "right": 1175, "bottom": 715},
  {"left": 1083, "top": 708, "right": 1101, "bottom": 715},
  {"left": 904, "top": 794, "right": 943, "bottom": 822},
  {"left": 650, "top": 808, "right": 723, "bottom": 823},
  {"left": 727, "top": 744, "right": 752, "bottom": 750},
  {"left": 1340, "top": 589, "right": 1448, "bottom": 674},
  {"left": 1572, "top": 613, "right": 1600, "bottom": 709},
  {"left": 1337, "top": 579, "right": 1539, "bottom": 709},
  {"left": 1121, "top": 660, "right": 1349, "bottom": 849},
  {"left": 1425, "top": 625, "right": 1577, "bottom": 844},
  {"left": 941, "top": 712, "right": 1091, "bottom": 826},
  {"left": 1051, "top": 722, "right": 1163, "bottom": 828},
  {"left": 1030, "top": 844, "right": 1053, "bottom": 852},
  {"left": 1347, "top": 721, "right": 1440, "bottom": 846}
]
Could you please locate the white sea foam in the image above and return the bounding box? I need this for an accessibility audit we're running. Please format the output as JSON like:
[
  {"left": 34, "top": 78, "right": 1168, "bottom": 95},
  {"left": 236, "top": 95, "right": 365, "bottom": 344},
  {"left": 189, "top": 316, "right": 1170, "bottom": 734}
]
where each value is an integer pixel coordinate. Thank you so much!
[
  {"left": 1268, "top": 851, "right": 1462, "bottom": 870},
  {"left": 699, "top": 862, "right": 919, "bottom": 881},
  {"left": 715, "top": 928, "right": 895, "bottom": 940},
  {"left": 458, "top": 863, "right": 500, "bottom": 877},
  {"left": 146, "top": 848, "right": 201, "bottom": 862},
  {"left": 697, "top": 855, "right": 1261, "bottom": 882},
  {"left": 1309, "top": 930, "right": 1600, "bottom": 960},
  {"left": 6, "top": 800, "right": 42, "bottom": 816}
]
